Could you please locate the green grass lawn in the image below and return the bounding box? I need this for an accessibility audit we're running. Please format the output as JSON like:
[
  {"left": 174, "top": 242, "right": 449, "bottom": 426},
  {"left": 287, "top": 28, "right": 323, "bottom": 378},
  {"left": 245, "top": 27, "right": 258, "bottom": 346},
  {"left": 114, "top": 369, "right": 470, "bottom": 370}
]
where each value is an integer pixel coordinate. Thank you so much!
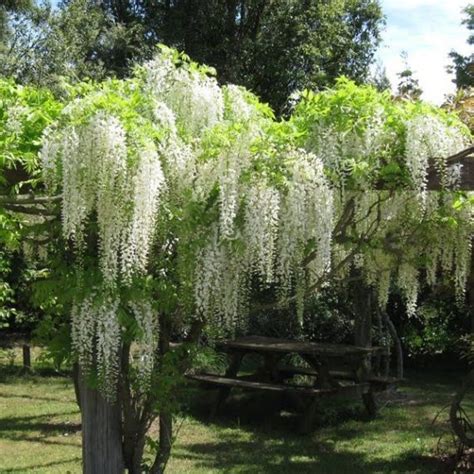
[{"left": 0, "top": 352, "right": 472, "bottom": 473}]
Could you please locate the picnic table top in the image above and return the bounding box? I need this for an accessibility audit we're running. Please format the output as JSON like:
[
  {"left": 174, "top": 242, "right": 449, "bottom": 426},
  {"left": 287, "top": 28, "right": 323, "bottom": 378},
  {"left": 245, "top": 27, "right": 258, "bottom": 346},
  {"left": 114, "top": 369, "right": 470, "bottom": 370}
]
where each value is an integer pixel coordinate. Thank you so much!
[{"left": 217, "top": 336, "right": 383, "bottom": 357}]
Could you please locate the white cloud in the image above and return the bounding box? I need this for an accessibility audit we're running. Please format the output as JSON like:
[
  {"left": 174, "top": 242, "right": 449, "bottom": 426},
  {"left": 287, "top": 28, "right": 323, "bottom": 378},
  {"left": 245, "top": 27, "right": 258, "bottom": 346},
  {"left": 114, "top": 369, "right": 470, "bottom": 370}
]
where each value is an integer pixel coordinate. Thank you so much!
[
  {"left": 383, "top": 0, "right": 466, "bottom": 9},
  {"left": 377, "top": 0, "right": 472, "bottom": 104}
]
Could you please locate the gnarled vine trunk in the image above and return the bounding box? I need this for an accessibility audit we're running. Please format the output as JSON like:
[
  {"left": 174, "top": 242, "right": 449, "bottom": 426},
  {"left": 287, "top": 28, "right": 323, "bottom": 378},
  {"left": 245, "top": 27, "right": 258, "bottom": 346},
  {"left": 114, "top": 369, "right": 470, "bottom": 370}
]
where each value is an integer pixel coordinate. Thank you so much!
[
  {"left": 75, "top": 313, "right": 177, "bottom": 474},
  {"left": 450, "top": 369, "right": 474, "bottom": 448},
  {"left": 382, "top": 310, "right": 404, "bottom": 380},
  {"left": 79, "top": 374, "right": 125, "bottom": 474},
  {"left": 353, "top": 280, "right": 372, "bottom": 349}
]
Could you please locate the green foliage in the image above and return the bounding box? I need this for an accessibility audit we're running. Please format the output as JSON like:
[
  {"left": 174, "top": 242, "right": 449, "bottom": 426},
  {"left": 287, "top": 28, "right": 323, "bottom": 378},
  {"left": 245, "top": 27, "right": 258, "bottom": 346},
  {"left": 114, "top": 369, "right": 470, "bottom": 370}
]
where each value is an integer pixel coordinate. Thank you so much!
[
  {"left": 403, "top": 305, "right": 456, "bottom": 360},
  {"left": 387, "top": 287, "right": 471, "bottom": 366},
  {"left": 0, "top": 246, "right": 52, "bottom": 333},
  {"left": 0, "top": 249, "right": 15, "bottom": 328},
  {"left": 34, "top": 314, "right": 72, "bottom": 370},
  {"left": 248, "top": 287, "right": 354, "bottom": 344},
  {"left": 290, "top": 77, "right": 470, "bottom": 188},
  {"left": 448, "top": 4, "right": 474, "bottom": 89},
  {"left": 0, "top": 80, "right": 62, "bottom": 337},
  {"left": 0, "top": 79, "right": 62, "bottom": 192},
  {"left": 460, "top": 334, "right": 474, "bottom": 366}
]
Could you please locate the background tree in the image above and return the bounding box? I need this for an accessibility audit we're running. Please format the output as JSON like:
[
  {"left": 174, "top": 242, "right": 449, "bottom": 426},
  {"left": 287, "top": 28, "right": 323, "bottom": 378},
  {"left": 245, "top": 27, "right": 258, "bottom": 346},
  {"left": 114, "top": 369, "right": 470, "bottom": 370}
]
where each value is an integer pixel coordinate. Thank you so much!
[
  {"left": 0, "top": 0, "right": 148, "bottom": 90},
  {"left": 0, "top": 0, "right": 33, "bottom": 42},
  {"left": 0, "top": 1, "right": 50, "bottom": 83},
  {"left": 1, "top": 0, "right": 384, "bottom": 112},
  {"left": 397, "top": 51, "right": 423, "bottom": 100},
  {"left": 155, "top": 0, "right": 384, "bottom": 112},
  {"left": 448, "top": 4, "right": 474, "bottom": 89},
  {"left": 369, "top": 60, "right": 391, "bottom": 92}
]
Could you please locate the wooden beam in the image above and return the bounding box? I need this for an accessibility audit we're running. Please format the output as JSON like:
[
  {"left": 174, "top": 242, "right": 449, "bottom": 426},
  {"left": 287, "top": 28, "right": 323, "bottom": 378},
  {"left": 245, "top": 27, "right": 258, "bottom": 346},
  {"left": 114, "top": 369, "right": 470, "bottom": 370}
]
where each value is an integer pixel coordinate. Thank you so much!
[{"left": 426, "top": 146, "right": 474, "bottom": 191}]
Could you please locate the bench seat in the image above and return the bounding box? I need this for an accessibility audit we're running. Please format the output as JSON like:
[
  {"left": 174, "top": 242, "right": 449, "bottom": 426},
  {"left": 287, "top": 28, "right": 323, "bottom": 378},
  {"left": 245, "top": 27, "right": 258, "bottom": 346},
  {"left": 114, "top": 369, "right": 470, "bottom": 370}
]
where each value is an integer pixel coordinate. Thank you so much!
[
  {"left": 188, "top": 373, "right": 370, "bottom": 397},
  {"left": 276, "top": 366, "right": 400, "bottom": 386}
]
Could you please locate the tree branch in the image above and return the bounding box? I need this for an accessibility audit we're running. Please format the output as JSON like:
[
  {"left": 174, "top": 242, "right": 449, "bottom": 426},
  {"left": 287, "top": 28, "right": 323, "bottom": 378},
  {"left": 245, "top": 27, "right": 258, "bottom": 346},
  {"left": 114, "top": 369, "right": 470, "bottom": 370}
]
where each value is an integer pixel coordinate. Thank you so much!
[
  {"left": 3, "top": 203, "right": 59, "bottom": 216},
  {"left": 0, "top": 194, "right": 61, "bottom": 205}
]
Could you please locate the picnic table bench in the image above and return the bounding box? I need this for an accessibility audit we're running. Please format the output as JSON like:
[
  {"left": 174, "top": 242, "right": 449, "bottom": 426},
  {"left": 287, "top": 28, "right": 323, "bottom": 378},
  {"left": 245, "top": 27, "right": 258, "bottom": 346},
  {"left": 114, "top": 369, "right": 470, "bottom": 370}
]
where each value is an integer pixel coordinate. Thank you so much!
[{"left": 188, "top": 336, "right": 398, "bottom": 432}]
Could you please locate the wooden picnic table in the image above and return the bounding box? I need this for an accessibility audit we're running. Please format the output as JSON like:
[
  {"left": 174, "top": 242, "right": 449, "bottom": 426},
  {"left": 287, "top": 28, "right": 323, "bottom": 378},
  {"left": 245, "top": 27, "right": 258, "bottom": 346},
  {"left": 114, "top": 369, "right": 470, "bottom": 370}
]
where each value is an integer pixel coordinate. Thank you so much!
[{"left": 189, "top": 336, "right": 396, "bottom": 432}]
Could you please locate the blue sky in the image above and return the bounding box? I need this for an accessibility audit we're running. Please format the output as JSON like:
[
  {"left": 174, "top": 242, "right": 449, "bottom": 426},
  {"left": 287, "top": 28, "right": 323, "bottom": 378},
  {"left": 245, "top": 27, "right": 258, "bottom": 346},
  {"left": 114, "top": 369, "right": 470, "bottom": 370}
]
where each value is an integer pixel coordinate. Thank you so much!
[{"left": 378, "top": 0, "right": 472, "bottom": 104}]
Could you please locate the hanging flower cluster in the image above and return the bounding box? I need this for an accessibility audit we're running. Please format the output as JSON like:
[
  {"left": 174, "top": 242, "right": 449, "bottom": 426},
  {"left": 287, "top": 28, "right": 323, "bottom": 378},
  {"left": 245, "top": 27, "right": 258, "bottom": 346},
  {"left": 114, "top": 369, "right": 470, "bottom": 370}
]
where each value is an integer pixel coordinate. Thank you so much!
[
  {"left": 41, "top": 111, "right": 165, "bottom": 285},
  {"left": 143, "top": 50, "right": 224, "bottom": 138},
  {"left": 71, "top": 294, "right": 121, "bottom": 399},
  {"left": 292, "top": 80, "right": 472, "bottom": 317},
  {"left": 194, "top": 147, "right": 334, "bottom": 330},
  {"left": 332, "top": 190, "right": 473, "bottom": 317},
  {"left": 5, "top": 105, "right": 29, "bottom": 135},
  {"left": 405, "top": 114, "right": 468, "bottom": 200}
]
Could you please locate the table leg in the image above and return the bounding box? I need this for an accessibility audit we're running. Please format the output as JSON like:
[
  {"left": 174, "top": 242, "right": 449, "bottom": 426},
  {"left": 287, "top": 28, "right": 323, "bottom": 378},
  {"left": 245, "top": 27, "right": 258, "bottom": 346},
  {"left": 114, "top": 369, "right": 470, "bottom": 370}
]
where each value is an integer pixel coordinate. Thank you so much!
[
  {"left": 261, "top": 353, "right": 285, "bottom": 383},
  {"left": 301, "top": 354, "right": 339, "bottom": 389},
  {"left": 211, "top": 352, "right": 243, "bottom": 418},
  {"left": 297, "top": 354, "right": 337, "bottom": 433},
  {"left": 362, "top": 391, "right": 377, "bottom": 417},
  {"left": 353, "top": 354, "right": 378, "bottom": 418},
  {"left": 299, "top": 397, "right": 319, "bottom": 434}
]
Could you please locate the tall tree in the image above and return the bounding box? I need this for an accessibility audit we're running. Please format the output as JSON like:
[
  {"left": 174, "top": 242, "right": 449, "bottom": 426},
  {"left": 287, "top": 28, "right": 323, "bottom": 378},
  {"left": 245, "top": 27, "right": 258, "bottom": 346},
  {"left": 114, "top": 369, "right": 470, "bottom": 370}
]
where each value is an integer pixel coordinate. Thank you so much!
[
  {"left": 448, "top": 4, "right": 474, "bottom": 89},
  {"left": 0, "top": 1, "right": 106, "bottom": 88},
  {"left": 397, "top": 51, "right": 422, "bottom": 100},
  {"left": 0, "top": 0, "right": 151, "bottom": 90},
  {"left": 3, "top": 1, "right": 384, "bottom": 110},
  {"left": 0, "top": 0, "right": 33, "bottom": 42},
  {"left": 369, "top": 60, "right": 391, "bottom": 92},
  {"left": 0, "top": 0, "right": 35, "bottom": 73},
  {"left": 153, "top": 0, "right": 385, "bottom": 112}
]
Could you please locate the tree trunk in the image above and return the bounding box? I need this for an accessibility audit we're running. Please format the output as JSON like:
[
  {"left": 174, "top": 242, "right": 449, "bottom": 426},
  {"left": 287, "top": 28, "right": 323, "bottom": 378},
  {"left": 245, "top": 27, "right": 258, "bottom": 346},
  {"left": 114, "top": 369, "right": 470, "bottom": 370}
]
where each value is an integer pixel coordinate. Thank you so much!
[
  {"left": 151, "top": 315, "right": 173, "bottom": 474},
  {"left": 382, "top": 311, "right": 404, "bottom": 380},
  {"left": 469, "top": 241, "right": 474, "bottom": 333},
  {"left": 79, "top": 373, "right": 125, "bottom": 474},
  {"left": 121, "top": 342, "right": 150, "bottom": 474},
  {"left": 153, "top": 413, "right": 173, "bottom": 474},
  {"left": 353, "top": 282, "right": 372, "bottom": 348},
  {"left": 22, "top": 344, "right": 31, "bottom": 371},
  {"left": 450, "top": 369, "right": 474, "bottom": 448}
]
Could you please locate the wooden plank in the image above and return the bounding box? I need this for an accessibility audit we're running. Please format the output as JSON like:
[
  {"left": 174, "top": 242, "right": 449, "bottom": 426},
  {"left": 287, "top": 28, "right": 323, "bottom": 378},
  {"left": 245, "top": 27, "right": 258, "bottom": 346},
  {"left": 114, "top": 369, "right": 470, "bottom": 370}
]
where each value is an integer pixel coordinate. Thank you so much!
[
  {"left": 188, "top": 373, "right": 370, "bottom": 397},
  {"left": 328, "top": 370, "right": 400, "bottom": 384},
  {"left": 278, "top": 365, "right": 319, "bottom": 377},
  {"left": 426, "top": 150, "right": 474, "bottom": 191},
  {"left": 278, "top": 366, "right": 400, "bottom": 390},
  {"left": 367, "top": 375, "right": 402, "bottom": 385},
  {"left": 217, "top": 336, "right": 384, "bottom": 357}
]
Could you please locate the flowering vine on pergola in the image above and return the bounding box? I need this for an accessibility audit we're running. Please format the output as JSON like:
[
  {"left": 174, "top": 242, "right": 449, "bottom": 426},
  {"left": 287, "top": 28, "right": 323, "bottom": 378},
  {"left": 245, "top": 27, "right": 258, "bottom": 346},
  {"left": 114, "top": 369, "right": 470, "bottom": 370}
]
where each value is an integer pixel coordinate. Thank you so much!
[{"left": 1, "top": 47, "right": 473, "bottom": 473}]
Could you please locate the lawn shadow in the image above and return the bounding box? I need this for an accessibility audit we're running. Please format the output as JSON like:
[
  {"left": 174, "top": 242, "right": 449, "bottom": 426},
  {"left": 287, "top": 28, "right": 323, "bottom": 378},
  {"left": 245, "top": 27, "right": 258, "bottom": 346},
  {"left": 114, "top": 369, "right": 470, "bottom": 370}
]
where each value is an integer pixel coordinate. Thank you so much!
[
  {"left": 0, "top": 391, "right": 74, "bottom": 403},
  {"left": 185, "top": 380, "right": 442, "bottom": 435},
  {"left": 177, "top": 374, "right": 458, "bottom": 474},
  {"left": 0, "top": 411, "right": 81, "bottom": 444},
  {"left": 174, "top": 427, "right": 447, "bottom": 474},
  {"left": 1, "top": 456, "right": 82, "bottom": 473}
]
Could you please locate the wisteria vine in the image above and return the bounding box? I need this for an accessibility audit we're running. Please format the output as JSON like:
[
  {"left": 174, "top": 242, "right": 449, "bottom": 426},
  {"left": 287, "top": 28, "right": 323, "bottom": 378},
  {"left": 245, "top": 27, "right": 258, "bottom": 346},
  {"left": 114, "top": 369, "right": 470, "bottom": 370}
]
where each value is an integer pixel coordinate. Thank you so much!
[{"left": 36, "top": 49, "right": 473, "bottom": 398}]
